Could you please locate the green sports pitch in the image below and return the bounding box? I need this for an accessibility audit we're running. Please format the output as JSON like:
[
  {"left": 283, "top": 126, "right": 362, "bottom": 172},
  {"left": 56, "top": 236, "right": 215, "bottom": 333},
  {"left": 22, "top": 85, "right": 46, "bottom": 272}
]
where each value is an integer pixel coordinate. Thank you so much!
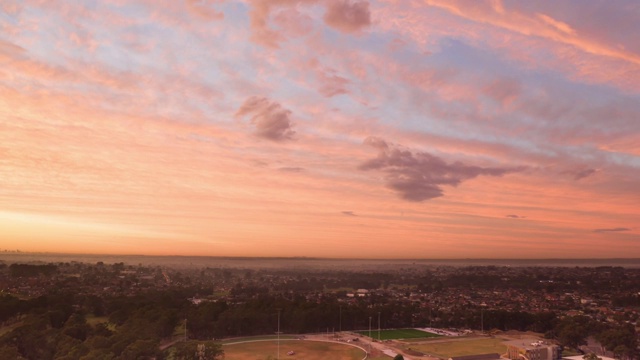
[{"left": 355, "top": 328, "right": 440, "bottom": 340}]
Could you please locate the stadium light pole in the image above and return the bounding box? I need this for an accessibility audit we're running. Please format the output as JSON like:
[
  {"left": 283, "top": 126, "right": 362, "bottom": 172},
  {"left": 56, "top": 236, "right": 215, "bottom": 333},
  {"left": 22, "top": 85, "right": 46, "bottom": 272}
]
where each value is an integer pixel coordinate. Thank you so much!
[
  {"left": 368, "top": 316, "right": 372, "bottom": 353},
  {"left": 429, "top": 307, "right": 432, "bottom": 327},
  {"left": 378, "top": 312, "right": 381, "bottom": 341},
  {"left": 277, "top": 308, "right": 281, "bottom": 360},
  {"left": 480, "top": 303, "right": 486, "bottom": 334}
]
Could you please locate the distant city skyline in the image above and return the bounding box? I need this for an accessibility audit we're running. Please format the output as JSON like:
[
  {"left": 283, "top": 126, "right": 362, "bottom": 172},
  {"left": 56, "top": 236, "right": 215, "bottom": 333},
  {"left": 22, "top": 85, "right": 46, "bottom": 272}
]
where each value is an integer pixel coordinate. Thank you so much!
[{"left": 1, "top": 1, "right": 639, "bottom": 258}]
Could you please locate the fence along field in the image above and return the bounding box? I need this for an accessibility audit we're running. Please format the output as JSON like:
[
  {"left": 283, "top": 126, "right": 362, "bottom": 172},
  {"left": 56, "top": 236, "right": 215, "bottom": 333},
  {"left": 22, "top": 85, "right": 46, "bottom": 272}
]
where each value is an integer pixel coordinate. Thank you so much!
[
  {"left": 356, "top": 328, "right": 441, "bottom": 340},
  {"left": 223, "top": 339, "right": 367, "bottom": 360}
]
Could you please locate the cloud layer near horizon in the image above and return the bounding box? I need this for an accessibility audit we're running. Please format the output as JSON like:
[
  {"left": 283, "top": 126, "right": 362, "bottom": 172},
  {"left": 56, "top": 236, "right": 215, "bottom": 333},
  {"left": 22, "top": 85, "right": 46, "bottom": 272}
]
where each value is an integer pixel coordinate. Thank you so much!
[{"left": 1, "top": 0, "right": 639, "bottom": 258}]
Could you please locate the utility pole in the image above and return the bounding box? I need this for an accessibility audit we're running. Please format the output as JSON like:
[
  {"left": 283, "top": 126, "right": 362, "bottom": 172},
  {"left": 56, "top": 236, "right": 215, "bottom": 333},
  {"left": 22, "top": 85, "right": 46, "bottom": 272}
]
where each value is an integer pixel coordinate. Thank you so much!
[
  {"left": 184, "top": 318, "right": 187, "bottom": 342},
  {"left": 339, "top": 305, "right": 342, "bottom": 333},
  {"left": 368, "top": 316, "right": 372, "bottom": 353},
  {"left": 378, "top": 312, "right": 381, "bottom": 341},
  {"left": 277, "top": 309, "right": 281, "bottom": 360}
]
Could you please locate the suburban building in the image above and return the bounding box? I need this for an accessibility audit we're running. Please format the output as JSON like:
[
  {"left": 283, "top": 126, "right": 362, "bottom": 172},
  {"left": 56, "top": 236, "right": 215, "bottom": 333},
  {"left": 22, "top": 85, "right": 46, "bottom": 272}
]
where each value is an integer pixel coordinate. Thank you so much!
[{"left": 504, "top": 340, "right": 561, "bottom": 360}]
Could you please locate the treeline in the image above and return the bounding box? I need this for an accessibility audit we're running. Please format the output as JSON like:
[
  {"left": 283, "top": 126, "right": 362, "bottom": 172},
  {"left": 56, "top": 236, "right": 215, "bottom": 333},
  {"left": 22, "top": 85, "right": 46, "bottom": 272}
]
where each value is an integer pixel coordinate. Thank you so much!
[
  {"left": 0, "top": 291, "right": 222, "bottom": 360},
  {"left": 9, "top": 264, "right": 58, "bottom": 278},
  {"left": 183, "top": 294, "right": 636, "bottom": 359},
  {"left": 548, "top": 315, "right": 638, "bottom": 359},
  {"left": 1, "top": 288, "right": 637, "bottom": 360}
]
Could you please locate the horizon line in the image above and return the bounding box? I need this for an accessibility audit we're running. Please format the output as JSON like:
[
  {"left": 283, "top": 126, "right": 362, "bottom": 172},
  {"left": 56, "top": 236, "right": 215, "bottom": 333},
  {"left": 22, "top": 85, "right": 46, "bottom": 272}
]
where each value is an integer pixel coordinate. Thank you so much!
[{"left": 2, "top": 251, "right": 640, "bottom": 262}]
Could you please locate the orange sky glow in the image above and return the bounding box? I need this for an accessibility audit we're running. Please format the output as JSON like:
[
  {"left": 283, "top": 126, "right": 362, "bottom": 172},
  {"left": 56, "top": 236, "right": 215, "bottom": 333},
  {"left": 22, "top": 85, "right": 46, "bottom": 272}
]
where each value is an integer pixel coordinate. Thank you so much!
[{"left": 1, "top": 0, "right": 639, "bottom": 258}]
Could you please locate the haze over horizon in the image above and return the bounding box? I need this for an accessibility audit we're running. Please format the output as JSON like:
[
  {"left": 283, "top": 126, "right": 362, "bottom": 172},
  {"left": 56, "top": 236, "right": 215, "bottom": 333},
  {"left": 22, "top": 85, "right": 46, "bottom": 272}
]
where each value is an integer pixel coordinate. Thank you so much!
[{"left": 1, "top": 1, "right": 639, "bottom": 259}]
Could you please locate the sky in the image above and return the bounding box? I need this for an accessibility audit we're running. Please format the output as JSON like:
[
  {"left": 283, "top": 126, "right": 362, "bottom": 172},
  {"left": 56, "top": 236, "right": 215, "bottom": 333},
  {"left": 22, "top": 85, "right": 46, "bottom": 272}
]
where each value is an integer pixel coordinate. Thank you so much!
[{"left": 1, "top": 0, "right": 639, "bottom": 259}]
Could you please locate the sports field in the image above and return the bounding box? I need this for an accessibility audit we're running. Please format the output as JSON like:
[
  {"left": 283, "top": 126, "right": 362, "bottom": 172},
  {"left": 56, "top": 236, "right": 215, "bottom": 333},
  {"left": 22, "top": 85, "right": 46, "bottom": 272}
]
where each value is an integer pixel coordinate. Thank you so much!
[
  {"left": 356, "top": 328, "right": 440, "bottom": 340},
  {"left": 223, "top": 340, "right": 366, "bottom": 360},
  {"left": 409, "top": 337, "right": 507, "bottom": 358}
]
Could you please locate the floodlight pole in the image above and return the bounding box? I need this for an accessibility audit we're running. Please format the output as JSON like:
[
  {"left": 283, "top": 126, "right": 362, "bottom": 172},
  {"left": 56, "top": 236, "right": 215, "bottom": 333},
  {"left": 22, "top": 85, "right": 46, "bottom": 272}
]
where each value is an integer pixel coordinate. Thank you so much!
[
  {"left": 277, "top": 309, "right": 281, "bottom": 360},
  {"left": 378, "top": 312, "right": 381, "bottom": 341},
  {"left": 429, "top": 307, "right": 432, "bottom": 327},
  {"left": 368, "top": 316, "right": 372, "bottom": 352}
]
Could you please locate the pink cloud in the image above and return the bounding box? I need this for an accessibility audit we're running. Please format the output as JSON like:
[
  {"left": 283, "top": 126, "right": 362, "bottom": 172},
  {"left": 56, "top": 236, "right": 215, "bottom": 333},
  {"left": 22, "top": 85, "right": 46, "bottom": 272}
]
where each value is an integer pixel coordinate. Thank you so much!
[
  {"left": 428, "top": 0, "right": 640, "bottom": 90},
  {"left": 273, "top": 6, "right": 314, "bottom": 35},
  {"left": 247, "top": 0, "right": 371, "bottom": 47},
  {"left": 0, "top": 39, "right": 26, "bottom": 60},
  {"left": 425, "top": 0, "right": 640, "bottom": 64},
  {"left": 323, "top": 0, "right": 371, "bottom": 34},
  {"left": 374, "top": 0, "right": 640, "bottom": 92},
  {"left": 236, "top": 96, "right": 296, "bottom": 141},
  {"left": 317, "top": 69, "right": 350, "bottom": 97},
  {"left": 247, "top": 0, "right": 294, "bottom": 48},
  {"left": 482, "top": 77, "right": 521, "bottom": 107},
  {"left": 186, "top": 0, "right": 224, "bottom": 20}
]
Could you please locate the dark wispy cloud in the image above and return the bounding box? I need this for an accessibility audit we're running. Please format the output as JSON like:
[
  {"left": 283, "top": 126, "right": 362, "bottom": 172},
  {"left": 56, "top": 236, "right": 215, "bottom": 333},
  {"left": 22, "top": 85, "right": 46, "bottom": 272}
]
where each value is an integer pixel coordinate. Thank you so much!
[
  {"left": 236, "top": 96, "right": 296, "bottom": 141},
  {"left": 593, "top": 227, "right": 631, "bottom": 233},
  {"left": 323, "top": 0, "right": 371, "bottom": 33},
  {"left": 360, "top": 137, "right": 522, "bottom": 202},
  {"left": 278, "top": 167, "right": 304, "bottom": 173},
  {"left": 342, "top": 211, "right": 357, "bottom": 216},
  {"left": 506, "top": 214, "right": 526, "bottom": 219},
  {"left": 572, "top": 168, "right": 598, "bottom": 180},
  {"left": 562, "top": 167, "right": 598, "bottom": 181}
]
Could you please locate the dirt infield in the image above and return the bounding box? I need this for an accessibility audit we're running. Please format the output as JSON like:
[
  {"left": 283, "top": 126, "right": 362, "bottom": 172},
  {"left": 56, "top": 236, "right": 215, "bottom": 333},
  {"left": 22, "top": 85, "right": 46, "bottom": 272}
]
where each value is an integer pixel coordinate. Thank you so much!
[
  {"left": 408, "top": 337, "right": 507, "bottom": 358},
  {"left": 223, "top": 339, "right": 367, "bottom": 360}
]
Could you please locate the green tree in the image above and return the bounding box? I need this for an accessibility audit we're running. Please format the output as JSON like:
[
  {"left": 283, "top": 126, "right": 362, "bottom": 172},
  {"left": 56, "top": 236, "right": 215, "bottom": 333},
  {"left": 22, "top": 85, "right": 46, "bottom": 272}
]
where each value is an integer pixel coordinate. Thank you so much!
[
  {"left": 171, "top": 341, "right": 224, "bottom": 360},
  {"left": 62, "top": 313, "right": 91, "bottom": 341},
  {"left": 79, "top": 349, "right": 116, "bottom": 360},
  {"left": 0, "top": 345, "right": 23, "bottom": 360},
  {"left": 596, "top": 323, "right": 638, "bottom": 359},
  {"left": 554, "top": 315, "right": 591, "bottom": 349},
  {"left": 53, "top": 335, "right": 89, "bottom": 360},
  {"left": 120, "top": 339, "right": 160, "bottom": 360},
  {"left": 613, "top": 345, "right": 631, "bottom": 360}
]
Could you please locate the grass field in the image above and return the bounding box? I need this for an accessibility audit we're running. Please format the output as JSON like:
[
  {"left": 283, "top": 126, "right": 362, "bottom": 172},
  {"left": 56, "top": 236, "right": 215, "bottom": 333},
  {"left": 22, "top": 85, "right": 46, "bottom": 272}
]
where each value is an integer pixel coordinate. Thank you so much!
[
  {"left": 409, "top": 337, "right": 507, "bottom": 358},
  {"left": 356, "top": 328, "right": 440, "bottom": 340},
  {"left": 223, "top": 340, "right": 366, "bottom": 360}
]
